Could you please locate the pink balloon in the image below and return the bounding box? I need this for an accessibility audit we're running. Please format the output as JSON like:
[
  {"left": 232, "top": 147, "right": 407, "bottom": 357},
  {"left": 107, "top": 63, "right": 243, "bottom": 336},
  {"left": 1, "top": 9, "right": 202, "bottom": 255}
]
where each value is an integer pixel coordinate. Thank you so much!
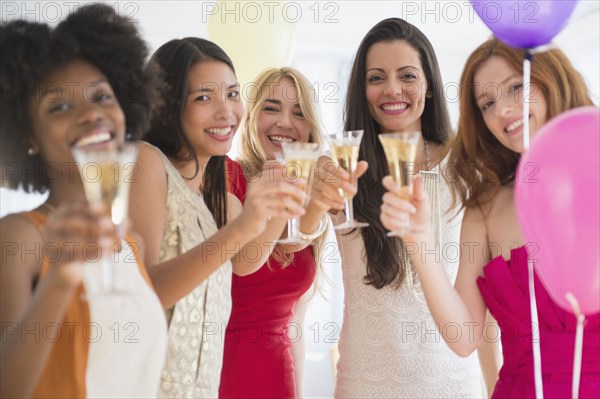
[{"left": 515, "top": 107, "right": 600, "bottom": 316}]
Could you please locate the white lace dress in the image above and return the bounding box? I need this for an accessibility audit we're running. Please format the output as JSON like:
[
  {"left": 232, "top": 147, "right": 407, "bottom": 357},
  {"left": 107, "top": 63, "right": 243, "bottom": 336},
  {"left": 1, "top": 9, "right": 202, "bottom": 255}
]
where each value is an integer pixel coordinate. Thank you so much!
[{"left": 334, "top": 161, "right": 482, "bottom": 398}]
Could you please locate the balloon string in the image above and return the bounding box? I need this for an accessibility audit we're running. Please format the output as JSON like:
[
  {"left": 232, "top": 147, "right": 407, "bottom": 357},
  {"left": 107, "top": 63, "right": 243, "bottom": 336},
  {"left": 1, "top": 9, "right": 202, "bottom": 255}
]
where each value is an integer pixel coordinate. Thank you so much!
[
  {"left": 523, "top": 50, "right": 533, "bottom": 150},
  {"left": 566, "top": 292, "right": 585, "bottom": 399},
  {"left": 528, "top": 256, "right": 544, "bottom": 398}
]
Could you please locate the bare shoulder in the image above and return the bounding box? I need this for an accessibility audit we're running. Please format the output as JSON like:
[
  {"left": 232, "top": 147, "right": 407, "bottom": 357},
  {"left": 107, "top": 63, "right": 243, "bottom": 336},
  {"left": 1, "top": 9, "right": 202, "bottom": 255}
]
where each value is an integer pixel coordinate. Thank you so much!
[
  {"left": 1, "top": 213, "right": 44, "bottom": 249},
  {"left": 131, "top": 142, "right": 168, "bottom": 194},
  {"left": 0, "top": 213, "right": 44, "bottom": 283},
  {"left": 462, "top": 204, "right": 487, "bottom": 233},
  {"left": 137, "top": 142, "right": 167, "bottom": 174}
]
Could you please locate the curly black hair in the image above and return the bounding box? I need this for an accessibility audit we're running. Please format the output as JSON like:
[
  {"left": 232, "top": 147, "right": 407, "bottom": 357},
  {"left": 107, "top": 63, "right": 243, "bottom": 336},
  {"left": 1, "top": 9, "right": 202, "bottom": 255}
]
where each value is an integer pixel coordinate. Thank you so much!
[{"left": 0, "top": 3, "right": 163, "bottom": 193}]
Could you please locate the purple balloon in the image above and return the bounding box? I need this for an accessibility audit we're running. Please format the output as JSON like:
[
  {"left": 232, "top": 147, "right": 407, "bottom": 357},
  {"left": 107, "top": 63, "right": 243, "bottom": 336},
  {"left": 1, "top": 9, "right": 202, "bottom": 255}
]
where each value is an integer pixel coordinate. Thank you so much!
[{"left": 470, "top": 0, "right": 578, "bottom": 48}]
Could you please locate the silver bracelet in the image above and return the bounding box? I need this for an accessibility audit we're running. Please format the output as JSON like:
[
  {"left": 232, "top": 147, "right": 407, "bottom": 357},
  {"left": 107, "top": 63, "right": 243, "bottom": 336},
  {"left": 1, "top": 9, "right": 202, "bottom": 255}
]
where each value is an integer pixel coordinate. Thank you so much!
[{"left": 297, "top": 215, "right": 328, "bottom": 242}]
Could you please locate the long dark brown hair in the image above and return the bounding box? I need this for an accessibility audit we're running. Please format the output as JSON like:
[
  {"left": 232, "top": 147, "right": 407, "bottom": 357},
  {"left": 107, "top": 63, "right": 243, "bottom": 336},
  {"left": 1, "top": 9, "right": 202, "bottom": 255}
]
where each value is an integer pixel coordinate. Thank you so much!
[
  {"left": 344, "top": 18, "right": 452, "bottom": 289},
  {"left": 145, "top": 38, "right": 235, "bottom": 228},
  {"left": 447, "top": 38, "right": 594, "bottom": 211}
]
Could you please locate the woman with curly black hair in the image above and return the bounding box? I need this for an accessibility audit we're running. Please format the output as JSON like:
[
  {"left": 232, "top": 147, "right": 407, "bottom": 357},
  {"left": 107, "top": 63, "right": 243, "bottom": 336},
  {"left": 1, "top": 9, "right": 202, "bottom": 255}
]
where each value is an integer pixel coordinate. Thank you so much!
[{"left": 0, "top": 4, "right": 168, "bottom": 397}]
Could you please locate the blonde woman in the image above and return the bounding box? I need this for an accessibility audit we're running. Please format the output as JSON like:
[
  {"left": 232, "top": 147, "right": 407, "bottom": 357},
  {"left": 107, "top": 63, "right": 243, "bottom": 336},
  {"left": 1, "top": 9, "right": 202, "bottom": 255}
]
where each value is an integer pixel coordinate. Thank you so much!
[{"left": 219, "top": 67, "right": 362, "bottom": 398}]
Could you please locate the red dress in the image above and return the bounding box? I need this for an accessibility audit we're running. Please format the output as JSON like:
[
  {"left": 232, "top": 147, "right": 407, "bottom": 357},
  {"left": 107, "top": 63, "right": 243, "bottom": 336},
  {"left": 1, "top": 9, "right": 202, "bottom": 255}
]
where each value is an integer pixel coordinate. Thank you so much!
[
  {"left": 219, "top": 158, "right": 317, "bottom": 399},
  {"left": 478, "top": 246, "right": 600, "bottom": 398}
]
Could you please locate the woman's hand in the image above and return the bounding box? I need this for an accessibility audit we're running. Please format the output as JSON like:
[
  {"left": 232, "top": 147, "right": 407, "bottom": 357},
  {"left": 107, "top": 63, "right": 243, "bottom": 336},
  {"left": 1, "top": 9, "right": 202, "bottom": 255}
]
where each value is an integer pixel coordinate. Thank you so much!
[
  {"left": 44, "top": 202, "right": 118, "bottom": 286},
  {"left": 236, "top": 161, "right": 307, "bottom": 237},
  {"left": 309, "top": 156, "right": 368, "bottom": 213},
  {"left": 380, "top": 174, "right": 432, "bottom": 241}
]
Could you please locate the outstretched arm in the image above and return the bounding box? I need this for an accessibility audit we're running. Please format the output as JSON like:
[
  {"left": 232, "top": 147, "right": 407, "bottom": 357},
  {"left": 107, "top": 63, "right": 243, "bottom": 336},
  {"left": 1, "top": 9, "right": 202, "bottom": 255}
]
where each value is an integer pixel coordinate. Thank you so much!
[
  {"left": 228, "top": 161, "right": 308, "bottom": 276},
  {"left": 380, "top": 175, "right": 489, "bottom": 356},
  {"left": 129, "top": 146, "right": 306, "bottom": 306}
]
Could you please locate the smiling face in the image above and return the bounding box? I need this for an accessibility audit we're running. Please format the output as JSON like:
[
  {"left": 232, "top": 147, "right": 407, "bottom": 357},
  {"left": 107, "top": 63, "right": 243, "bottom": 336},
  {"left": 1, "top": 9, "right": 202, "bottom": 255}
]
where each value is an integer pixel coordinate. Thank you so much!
[
  {"left": 365, "top": 40, "right": 428, "bottom": 134},
  {"left": 256, "top": 78, "right": 311, "bottom": 160},
  {"left": 474, "top": 55, "right": 548, "bottom": 154},
  {"left": 29, "top": 59, "right": 125, "bottom": 166},
  {"left": 181, "top": 60, "right": 243, "bottom": 161}
]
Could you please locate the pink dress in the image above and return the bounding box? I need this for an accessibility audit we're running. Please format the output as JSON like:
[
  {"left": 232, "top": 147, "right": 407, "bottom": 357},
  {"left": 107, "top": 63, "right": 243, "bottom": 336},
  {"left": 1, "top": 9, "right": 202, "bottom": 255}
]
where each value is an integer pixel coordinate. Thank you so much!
[{"left": 478, "top": 246, "right": 600, "bottom": 398}]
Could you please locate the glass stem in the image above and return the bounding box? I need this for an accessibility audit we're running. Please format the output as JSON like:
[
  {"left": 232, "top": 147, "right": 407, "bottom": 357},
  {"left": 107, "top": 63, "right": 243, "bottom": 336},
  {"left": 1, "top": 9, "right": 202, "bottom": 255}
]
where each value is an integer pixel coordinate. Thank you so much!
[
  {"left": 344, "top": 198, "right": 354, "bottom": 224},
  {"left": 288, "top": 216, "right": 299, "bottom": 238}
]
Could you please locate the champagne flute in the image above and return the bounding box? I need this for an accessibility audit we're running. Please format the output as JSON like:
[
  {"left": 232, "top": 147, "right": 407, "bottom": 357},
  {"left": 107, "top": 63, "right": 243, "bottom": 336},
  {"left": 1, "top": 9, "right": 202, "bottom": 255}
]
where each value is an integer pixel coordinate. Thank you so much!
[
  {"left": 275, "top": 142, "right": 322, "bottom": 244},
  {"left": 378, "top": 131, "right": 420, "bottom": 237},
  {"left": 327, "top": 130, "right": 368, "bottom": 230},
  {"left": 71, "top": 141, "right": 139, "bottom": 294}
]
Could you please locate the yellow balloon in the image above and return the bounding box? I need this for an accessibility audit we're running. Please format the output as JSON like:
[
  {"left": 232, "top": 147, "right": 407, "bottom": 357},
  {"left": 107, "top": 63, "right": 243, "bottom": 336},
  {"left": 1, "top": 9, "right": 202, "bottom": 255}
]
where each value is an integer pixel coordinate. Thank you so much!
[{"left": 206, "top": 0, "right": 296, "bottom": 87}]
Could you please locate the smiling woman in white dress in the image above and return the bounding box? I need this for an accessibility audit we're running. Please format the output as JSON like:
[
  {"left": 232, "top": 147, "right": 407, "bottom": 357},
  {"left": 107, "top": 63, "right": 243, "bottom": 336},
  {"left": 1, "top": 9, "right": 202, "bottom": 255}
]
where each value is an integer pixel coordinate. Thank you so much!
[{"left": 333, "top": 18, "right": 484, "bottom": 398}]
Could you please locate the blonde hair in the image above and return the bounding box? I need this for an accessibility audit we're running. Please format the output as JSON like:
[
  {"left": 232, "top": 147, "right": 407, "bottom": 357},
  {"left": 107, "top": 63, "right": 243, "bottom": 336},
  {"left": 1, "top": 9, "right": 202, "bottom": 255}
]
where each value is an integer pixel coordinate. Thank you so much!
[
  {"left": 238, "top": 67, "right": 328, "bottom": 278},
  {"left": 239, "top": 67, "right": 323, "bottom": 178}
]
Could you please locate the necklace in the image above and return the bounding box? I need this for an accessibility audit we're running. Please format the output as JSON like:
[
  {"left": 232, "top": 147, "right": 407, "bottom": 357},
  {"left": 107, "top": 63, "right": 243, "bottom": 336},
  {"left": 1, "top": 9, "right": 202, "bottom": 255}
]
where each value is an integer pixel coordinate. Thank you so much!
[{"left": 423, "top": 138, "right": 431, "bottom": 171}]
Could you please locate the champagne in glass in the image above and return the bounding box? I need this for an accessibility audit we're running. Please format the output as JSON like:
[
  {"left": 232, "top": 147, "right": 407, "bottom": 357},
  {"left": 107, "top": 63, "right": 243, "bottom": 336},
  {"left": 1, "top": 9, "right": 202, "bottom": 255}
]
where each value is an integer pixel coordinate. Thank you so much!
[
  {"left": 281, "top": 157, "right": 315, "bottom": 200},
  {"left": 326, "top": 130, "right": 368, "bottom": 230},
  {"left": 378, "top": 132, "right": 420, "bottom": 199},
  {"left": 72, "top": 142, "right": 139, "bottom": 293},
  {"left": 378, "top": 131, "right": 420, "bottom": 237},
  {"left": 329, "top": 144, "right": 359, "bottom": 199},
  {"left": 276, "top": 142, "right": 322, "bottom": 244}
]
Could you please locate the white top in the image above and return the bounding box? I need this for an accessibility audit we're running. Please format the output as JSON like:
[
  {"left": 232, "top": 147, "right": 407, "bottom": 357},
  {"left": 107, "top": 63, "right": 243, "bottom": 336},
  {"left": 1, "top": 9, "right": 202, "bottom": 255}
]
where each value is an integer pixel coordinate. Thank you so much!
[
  {"left": 334, "top": 160, "right": 482, "bottom": 398},
  {"left": 83, "top": 240, "right": 168, "bottom": 398}
]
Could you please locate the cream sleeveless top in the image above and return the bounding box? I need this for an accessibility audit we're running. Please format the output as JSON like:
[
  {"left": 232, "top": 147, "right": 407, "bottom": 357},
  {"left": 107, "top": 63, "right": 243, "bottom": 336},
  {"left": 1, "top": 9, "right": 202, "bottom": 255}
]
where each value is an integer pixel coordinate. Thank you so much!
[{"left": 144, "top": 143, "right": 233, "bottom": 398}]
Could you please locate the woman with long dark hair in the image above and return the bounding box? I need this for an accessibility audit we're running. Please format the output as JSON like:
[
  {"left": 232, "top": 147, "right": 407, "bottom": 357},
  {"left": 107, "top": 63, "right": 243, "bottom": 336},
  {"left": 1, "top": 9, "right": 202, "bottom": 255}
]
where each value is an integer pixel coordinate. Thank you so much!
[{"left": 334, "top": 18, "right": 482, "bottom": 397}]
